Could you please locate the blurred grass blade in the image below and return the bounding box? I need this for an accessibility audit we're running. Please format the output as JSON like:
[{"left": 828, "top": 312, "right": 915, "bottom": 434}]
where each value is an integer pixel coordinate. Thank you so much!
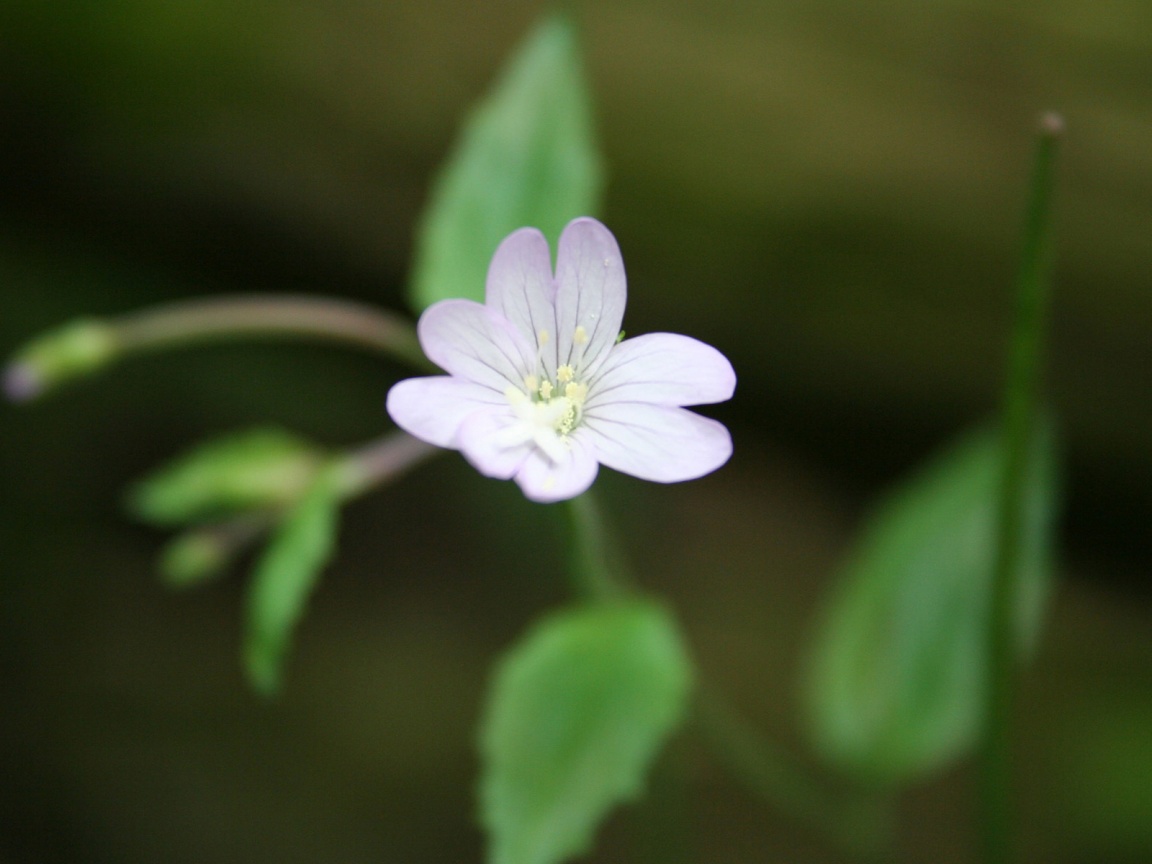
[
  {"left": 480, "top": 600, "right": 692, "bottom": 864},
  {"left": 244, "top": 465, "right": 343, "bottom": 696},
  {"left": 127, "top": 427, "right": 323, "bottom": 526},
  {"left": 805, "top": 423, "right": 1058, "bottom": 784},
  {"left": 408, "top": 11, "right": 603, "bottom": 311}
]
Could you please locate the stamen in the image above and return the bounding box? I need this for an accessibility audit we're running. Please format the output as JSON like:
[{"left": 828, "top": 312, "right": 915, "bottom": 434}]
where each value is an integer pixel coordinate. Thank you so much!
[
  {"left": 557, "top": 364, "right": 574, "bottom": 383},
  {"left": 539, "top": 380, "right": 554, "bottom": 400},
  {"left": 523, "top": 375, "right": 539, "bottom": 392},
  {"left": 573, "top": 325, "right": 588, "bottom": 346},
  {"left": 537, "top": 329, "right": 550, "bottom": 345}
]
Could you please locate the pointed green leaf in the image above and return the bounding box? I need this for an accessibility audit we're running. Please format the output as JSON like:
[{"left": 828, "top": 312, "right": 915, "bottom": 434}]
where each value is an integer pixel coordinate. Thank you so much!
[
  {"left": 127, "top": 427, "right": 323, "bottom": 526},
  {"left": 480, "top": 600, "right": 693, "bottom": 864},
  {"left": 805, "top": 423, "right": 1058, "bottom": 784},
  {"left": 244, "top": 465, "right": 343, "bottom": 696},
  {"left": 408, "top": 12, "right": 603, "bottom": 311}
]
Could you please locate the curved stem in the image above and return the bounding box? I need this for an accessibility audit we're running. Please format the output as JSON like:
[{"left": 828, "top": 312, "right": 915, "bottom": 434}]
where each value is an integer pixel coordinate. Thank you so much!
[
  {"left": 692, "top": 690, "right": 892, "bottom": 860},
  {"left": 114, "top": 295, "right": 432, "bottom": 370}
]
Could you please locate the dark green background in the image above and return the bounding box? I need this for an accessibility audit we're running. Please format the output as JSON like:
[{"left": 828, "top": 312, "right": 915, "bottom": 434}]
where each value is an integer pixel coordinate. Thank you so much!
[{"left": 2, "top": 1, "right": 1150, "bottom": 861}]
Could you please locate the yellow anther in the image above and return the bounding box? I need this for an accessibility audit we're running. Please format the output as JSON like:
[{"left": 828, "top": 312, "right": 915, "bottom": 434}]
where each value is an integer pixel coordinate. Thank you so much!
[
  {"left": 573, "top": 325, "right": 588, "bottom": 345},
  {"left": 537, "top": 329, "right": 550, "bottom": 345},
  {"left": 557, "top": 364, "right": 574, "bottom": 383},
  {"left": 524, "top": 375, "right": 539, "bottom": 392},
  {"left": 563, "top": 382, "right": 585, "bottom": 401},
  {"left": 539, "top": 380, "right": 554, "bottom": 400}
]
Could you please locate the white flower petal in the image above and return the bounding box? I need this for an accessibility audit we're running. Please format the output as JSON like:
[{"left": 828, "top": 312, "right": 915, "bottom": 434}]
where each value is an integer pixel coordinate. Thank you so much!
[
  {"left": 485, "top": 227, "right": 559, "bottom": 378},
  {"left": 386, "top": 376, "right": 504, "bottom": 448},
  {"left": 456, "top": 408, "right": 534, "bottom": 480},
  {"left": 583, "top": 402, "right": 732, "bottom": 483},
  {"left": 514, "top": 437, "right": 599, "bottom": 503},
  {"left": 418, "top": 299, "right": 535, "bottom": 392},
  {"left": 586, "top": 332, "right": 736, "bottom": 409},
  {"left": 554, "top": 218, "right": 626, "bottom": 381}
]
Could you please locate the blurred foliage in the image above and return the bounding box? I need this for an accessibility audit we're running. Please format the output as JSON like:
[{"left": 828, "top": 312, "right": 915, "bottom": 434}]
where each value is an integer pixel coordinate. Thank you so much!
[
  {"left": 1, "top": 1, "right": 1150, "bottom": 863},
  {"left": 244, "top": 464, "right": 344, "bottom": 696},
  {"left": 805, "top": 423, "right": 1058, "bottom": 784},
  {"left": 480, "top": 600, "right": 692, "bottom": 864},
  {"left": 127, "top": 427, "right": 323, "bottom": 527}
]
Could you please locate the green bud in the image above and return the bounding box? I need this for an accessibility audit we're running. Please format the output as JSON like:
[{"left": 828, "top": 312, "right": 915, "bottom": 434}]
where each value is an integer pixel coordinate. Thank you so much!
[
  {"left": 4, "top": 319, "right": 118, "bottom": 401},
  {"left": 160, "top": 529, "right": 232, "bottom": 588},
  {"left": 128, "top": 428, "right": 326, "bottom": 527}
]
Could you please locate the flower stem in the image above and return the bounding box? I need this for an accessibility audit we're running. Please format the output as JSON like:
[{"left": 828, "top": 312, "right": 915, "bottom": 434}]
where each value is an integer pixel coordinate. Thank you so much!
[
  {"left": 335, "top": 431, "right": 441, "bottom": 498},
  {"left": 692, "top": 690, "right": 892, "bottom": 859},
  {"left": 565, "top": 490, "right": 631, "bottom": 602},
  {"left": 114, "top": 295, "right": 431, "bottom": 369},
  {"left": 5, "top": 294, "right": 432, "bottom": 401},
  {"left": 979, "top": 112, "right": 1063, "bottom": 864}
]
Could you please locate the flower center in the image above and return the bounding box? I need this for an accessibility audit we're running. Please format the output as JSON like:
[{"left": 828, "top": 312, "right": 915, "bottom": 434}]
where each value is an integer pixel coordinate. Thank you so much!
[{"left": 501, "top": 368, "right": 589, "bottom": 462}]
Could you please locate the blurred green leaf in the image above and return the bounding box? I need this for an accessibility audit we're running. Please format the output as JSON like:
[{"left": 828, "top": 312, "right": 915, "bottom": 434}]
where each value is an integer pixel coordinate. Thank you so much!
[
  {"left": 408, "top": 12, "right": 603, "bottom": 312},
  {"left": 127, "top": 427, "right": 323, "bottom": 526},
  {"left": 244, "top": 465, "right": 342, "bottom": 696},
  {"left": 805, "top": 423, "right": 1058, "bottom": 784},
  {"left": 480, "top": 600, "right": 692, "bottom": 864}
]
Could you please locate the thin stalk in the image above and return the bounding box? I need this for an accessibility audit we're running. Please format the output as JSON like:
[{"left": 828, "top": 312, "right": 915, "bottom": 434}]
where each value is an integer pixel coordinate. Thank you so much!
[
  {"left": 337, "top": 430, "right": 441, "bottom": 498},
  {"left": 115, "top": 295, "right": 432, "bottom": 370},
  {"left": 979, "top": 112, "right": 1063, "bottom": 864},
  {"left": 693, "top": 690, "right": 891, "bottom": 859},
  {"left": 565, "top": 490, "right": 631, "bottom": 602}
]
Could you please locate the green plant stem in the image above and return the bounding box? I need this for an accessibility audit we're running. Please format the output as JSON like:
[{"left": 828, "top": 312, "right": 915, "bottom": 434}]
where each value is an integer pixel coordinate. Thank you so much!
[
  {"left": 693, "top": 690, "right": 891, "bottom": 859},
  {"left": 114, "top": 295, "right": 432, "bottom": 370},
  {"left": 565, "top": 490, "right": 631, "bottom": 602},
  {"left": 979, "top": 112, "right": 1063, "bottom": 864}
]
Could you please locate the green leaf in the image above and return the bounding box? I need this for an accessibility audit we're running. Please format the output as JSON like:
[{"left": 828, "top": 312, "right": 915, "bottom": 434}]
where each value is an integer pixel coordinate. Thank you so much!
[
  {"left": 243, "top": 465, "right": 343, "bottom": 696},
  {"left": 408, "top": 12, "right": 603, "bottom": 311},
  {"left": 480, "top": 600, "right": 693, "bottom": 864},
  {"left": 127, "top": 427, "right": 323, "bottom": 526},
  {"left": 804, "top": 423, "right": 1058, "bottom": 784}
]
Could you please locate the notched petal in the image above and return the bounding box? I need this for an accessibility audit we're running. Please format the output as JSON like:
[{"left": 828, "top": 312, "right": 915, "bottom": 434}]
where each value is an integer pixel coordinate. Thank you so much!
[
  {"left": 485, "top": 227, "right": 559, "bottom": 374},
  {"left": 554, "top": 218, "right": 627, "bottom": 380}
]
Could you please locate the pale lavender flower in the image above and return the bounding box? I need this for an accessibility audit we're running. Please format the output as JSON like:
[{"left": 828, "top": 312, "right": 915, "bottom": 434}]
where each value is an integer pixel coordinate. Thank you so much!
[{"left": 387, "top": 217, "right": 735, "bottom": 503}]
